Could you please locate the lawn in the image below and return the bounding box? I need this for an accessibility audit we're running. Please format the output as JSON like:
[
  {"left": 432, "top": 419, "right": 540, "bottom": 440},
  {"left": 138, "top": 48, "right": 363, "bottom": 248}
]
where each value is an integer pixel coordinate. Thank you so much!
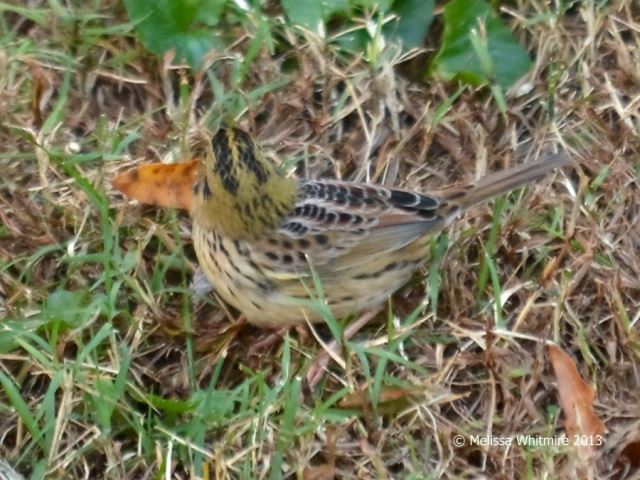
[{"left": 1, "top": 1, "right": 639, "bottom": 478}]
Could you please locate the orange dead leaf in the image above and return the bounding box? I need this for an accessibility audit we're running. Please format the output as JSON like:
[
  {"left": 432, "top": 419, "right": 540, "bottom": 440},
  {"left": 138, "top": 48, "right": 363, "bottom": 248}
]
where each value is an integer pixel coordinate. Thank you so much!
[
  {"left": 548, "top": 344, "right": 606, "bottom": 440},
  {"left": 111, "top": 161, "right": 199, "bottom": 210}
]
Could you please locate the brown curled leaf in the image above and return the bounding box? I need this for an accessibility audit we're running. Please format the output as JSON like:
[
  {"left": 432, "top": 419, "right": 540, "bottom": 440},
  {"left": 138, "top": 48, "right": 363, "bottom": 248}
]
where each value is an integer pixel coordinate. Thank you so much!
[
  {"left": 112, "top": 160, "right": 199, "bottom": 210},
  {"left": 548, "top": 344, "right": 606, "bottom": 441}
]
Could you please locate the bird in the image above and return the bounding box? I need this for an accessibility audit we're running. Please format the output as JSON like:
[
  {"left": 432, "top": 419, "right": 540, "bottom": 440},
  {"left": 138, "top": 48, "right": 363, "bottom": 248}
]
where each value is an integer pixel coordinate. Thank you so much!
[
  {"left": 113, "top": 127, "right": 568, "bottom": 327},
  {"left": 176, "top": 127, "right": 568, "bottom": 328}
]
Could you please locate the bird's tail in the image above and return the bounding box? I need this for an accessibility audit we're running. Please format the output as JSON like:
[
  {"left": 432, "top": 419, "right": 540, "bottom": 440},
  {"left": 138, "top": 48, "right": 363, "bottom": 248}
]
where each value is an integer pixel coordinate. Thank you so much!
[{"left": 445, "top": 151, "right": 569, "bottom": 209}]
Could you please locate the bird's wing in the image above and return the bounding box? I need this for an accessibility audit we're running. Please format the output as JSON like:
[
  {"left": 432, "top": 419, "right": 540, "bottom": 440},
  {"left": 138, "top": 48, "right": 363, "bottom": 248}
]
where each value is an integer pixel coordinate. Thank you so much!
[
  {"left": 249, "top": 149, "right": 569, "bottom": 280},
  {"left": 248, "top": 179, "right": 451, "bottom": 280}
]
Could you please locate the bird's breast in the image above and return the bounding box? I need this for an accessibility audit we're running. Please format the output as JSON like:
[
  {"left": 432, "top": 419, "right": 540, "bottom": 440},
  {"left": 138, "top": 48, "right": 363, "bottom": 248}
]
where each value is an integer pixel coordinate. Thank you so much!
[{"left": 192, "top": 225, "right": 276, "bottom": 318}]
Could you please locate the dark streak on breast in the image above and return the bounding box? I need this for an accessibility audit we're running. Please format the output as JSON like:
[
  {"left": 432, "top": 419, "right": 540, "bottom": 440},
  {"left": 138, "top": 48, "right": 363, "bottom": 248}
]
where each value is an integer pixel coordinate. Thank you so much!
[
  {"left": 233, "top": 239, "right": 249, "bottom": 257},
  {"left": 218, "top": 236, "right": 229, "bottom": 258},
  {"left": 248, "top": 259, "right": 262, "bottom": 273}
]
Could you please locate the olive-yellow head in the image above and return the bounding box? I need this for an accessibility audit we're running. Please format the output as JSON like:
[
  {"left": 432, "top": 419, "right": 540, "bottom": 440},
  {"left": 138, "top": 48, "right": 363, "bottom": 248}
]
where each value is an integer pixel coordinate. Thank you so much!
[{"left": 191, "top": 128, "right": 298, "bottom": 240}]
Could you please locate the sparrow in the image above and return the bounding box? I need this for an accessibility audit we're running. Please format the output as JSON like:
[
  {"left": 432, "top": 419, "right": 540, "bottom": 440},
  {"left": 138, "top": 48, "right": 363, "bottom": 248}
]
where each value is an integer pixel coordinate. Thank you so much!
[{"left": 114, "top": 128, "right": 567, "bottom": 327}]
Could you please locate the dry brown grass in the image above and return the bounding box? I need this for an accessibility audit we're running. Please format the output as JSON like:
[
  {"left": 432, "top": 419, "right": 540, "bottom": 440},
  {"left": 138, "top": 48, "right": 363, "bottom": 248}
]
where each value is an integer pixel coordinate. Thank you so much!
[{"left": 1, "top": 0, "right": 639, "bottom": 478}]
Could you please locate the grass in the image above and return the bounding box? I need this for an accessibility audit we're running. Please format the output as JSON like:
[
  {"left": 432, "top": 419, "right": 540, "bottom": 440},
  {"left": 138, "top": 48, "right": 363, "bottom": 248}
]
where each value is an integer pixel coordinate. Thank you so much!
[{"left": 1, "top": 0, "right": 640, "bottom": 478}]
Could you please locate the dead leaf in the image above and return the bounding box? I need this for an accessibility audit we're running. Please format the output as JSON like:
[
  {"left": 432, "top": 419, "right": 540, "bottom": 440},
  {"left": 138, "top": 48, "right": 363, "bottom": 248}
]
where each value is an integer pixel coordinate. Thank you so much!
[
  {"left": 111, "top": 160, "right": 199, "bottom": 210},
  {"left": 548, "top": 344, "right": 606, "bottom": 441},
  {"left": 338, "top": 387, "right": 414, "bottom": 409},
  {"left": 614, "top": 438, "right": 640, "bottom": 476},
  {"left": 27, "top": 59, "right": 53, "bottom": 128}
]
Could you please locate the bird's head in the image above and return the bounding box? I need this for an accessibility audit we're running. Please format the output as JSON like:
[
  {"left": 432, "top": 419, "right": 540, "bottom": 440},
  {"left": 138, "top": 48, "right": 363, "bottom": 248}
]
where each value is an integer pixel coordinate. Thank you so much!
[{"left": 190, "top": 128, "right": 298, "bottom": 240}]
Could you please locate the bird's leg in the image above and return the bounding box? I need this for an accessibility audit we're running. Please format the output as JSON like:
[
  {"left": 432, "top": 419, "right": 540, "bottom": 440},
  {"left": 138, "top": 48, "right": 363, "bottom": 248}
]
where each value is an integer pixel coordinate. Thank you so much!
[
  {"left": 305, "top": 307, "right": 383, "bottom": 389},
  {"left": 248, "top": 324, "right": 309, "bottom": 356},
  {"left": 248, "top": 327, "right": 289, "bottom": 355}
]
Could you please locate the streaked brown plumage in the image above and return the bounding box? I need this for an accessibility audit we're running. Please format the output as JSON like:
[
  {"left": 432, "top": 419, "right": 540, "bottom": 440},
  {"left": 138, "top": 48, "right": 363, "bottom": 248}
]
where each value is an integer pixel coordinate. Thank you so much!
[{"left": 191, "top": 128, "right": 567, "bottom": 327}]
